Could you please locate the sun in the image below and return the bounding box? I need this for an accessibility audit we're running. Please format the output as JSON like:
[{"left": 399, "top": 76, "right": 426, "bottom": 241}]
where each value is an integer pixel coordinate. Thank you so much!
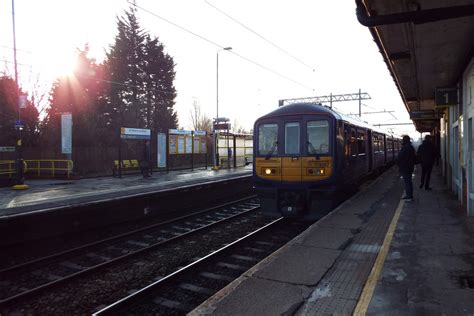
[
  {"left": 38, "top": 50, "right": 78, "bottom": 80},
  {"left": 51, "top": 54, "right": 78, "bottom": 78}
]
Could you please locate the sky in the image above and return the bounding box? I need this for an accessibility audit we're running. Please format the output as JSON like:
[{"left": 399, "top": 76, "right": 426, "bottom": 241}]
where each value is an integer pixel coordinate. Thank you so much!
[{"left": 0, "top": 0, "right": 419, "bottom": 138}]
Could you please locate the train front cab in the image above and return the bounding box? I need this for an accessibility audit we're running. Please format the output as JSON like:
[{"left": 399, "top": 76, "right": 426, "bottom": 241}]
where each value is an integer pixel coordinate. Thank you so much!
[{"left": 254, "top": 115, "right": 336, "bottom": 219}]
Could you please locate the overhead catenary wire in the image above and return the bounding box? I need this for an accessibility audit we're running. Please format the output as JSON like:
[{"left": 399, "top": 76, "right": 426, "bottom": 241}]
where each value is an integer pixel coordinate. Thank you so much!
[
  {"left": 204, "top": 0, "right": 315, "bottom": 72},
  {"left": 127, "top": 0, "right": 313, "bottom": 91}
]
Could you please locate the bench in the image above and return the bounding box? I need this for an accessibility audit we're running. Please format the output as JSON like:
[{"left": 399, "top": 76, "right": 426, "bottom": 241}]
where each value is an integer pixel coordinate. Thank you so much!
[{"left": 112, "top": 159, "right": 140, "bottom": 177}]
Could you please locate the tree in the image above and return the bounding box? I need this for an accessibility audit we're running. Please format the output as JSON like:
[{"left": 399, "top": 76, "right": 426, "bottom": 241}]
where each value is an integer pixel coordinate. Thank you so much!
[
  {"left": 143, "top": 34, "right": 178, "bottom": 132},
  {"left": 0, "top": 76, "right": 39, "bottom": 146},
  {"left": 104, "top": 8, "right": 178, "bottom": 136},
  {"left": 190, "top": 99, "right": 212, "bottom": 133}
]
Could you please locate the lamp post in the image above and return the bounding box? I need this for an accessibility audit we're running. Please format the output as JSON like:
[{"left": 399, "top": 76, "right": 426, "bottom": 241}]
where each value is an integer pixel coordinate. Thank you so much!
[
  {"left": 11, "top": 0, "right": 26, "bottom": 188},
  {"left": 213, "top": 46, "right": 232, "bottom": 169}
]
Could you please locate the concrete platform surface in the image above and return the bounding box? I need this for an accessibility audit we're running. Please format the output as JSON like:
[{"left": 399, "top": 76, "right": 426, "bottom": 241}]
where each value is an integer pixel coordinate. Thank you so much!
[
  {"left": 190, "top": 166, "right": 474, "bottom": 315},
  {"left": 0, "top": 166, "right": 251, "bottom": 217}
]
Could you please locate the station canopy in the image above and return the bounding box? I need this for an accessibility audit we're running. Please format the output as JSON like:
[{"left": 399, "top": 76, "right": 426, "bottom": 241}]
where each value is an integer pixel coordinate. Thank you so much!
[{"left": 356, "top": 0, "right": 474, "bottom": 132}]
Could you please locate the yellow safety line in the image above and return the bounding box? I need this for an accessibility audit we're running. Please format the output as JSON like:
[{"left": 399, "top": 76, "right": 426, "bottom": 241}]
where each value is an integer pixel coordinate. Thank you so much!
[{"left": 353, "top": 197, "right": 405, "bottom": 316}]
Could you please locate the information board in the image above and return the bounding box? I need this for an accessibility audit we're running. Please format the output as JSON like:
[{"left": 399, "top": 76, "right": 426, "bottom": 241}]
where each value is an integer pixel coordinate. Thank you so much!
[
  {"left": 185, "top": 136, "right": 192, "bottom": 153},
  {"left": 169, "top": 136, "right": 177, "bottom": 154},
  {"left": 61, "top": 113, "right": 72, "bottom": 154},
  {"left": 177, "top": 136, "right": 185, "bottom": 154},
  {"left": 157, "top": 133, "right": 167, "bottom": 168}
]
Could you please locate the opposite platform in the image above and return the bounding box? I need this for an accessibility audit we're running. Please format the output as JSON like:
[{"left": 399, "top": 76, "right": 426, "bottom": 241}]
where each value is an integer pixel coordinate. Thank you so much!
[
  {"left": 0, "top": 166, "right": 252, "bottom": 218},
  {"left": 191, "top": 166, "right": 474, "bottom": 315}
]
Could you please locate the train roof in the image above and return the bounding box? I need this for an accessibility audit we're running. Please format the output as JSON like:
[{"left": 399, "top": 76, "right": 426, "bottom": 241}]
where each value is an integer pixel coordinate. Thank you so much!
[{"left": 256, "top": 102, "right": 398, "bottom": 137}]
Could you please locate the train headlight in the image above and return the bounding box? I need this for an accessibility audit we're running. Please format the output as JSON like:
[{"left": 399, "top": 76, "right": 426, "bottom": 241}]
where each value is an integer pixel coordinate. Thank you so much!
[
  {"left": 319, "top": 168, "right": 325, "bottom": 175},
  {"left": 265, "top": 168, "right": 272, "bottom": 175}
]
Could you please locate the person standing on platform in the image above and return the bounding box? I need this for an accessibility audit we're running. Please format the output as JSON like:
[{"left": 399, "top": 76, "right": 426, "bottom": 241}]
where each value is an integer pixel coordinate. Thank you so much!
[
  {"left": 141, "top": 140, "right": 151, "bottom": 178},
  {"left": 417, "top": 134, "right": 436, "bottom": 190},
  {"left": 398, "top": 135, "right": 416, "bottom": 201}
]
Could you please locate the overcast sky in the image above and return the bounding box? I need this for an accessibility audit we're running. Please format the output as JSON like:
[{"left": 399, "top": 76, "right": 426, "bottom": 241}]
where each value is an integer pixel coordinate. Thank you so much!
[{"left": 0, "top": 0, "right": 418, "bottom": 138}]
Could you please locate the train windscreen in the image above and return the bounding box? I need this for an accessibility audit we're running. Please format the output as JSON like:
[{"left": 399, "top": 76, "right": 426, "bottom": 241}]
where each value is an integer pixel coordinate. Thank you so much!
[
  {"left": 258, "top": 123, "right": 278, "bottom": 155},
  {"left": 307, "top": 120, "right": 329, "bottom": 154}
]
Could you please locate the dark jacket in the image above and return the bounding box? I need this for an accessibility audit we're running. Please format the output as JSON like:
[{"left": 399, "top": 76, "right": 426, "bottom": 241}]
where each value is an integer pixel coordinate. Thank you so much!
[
  {"left": 417, "top": 139, "right": 436, "bottom": 166},
  {"left": 142, "top": 143, "right": 151, "bottom": 164},
  {"left": 398, "top": 142, "right": 416, "bottom": 174}
]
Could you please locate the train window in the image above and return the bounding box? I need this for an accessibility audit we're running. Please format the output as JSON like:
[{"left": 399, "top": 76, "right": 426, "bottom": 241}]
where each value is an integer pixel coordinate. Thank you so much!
[
  {"left": 307, "top": 120, "right": 329, "bottom": 154},
  {"left": 357, "top": 131, "right": 366, "bottom": 154},
  {"left": 258, "top": 123, "right": 278, "bottom": 155},
  {"left": 285, "top": 122, "right": 300, "bottom": 154}
]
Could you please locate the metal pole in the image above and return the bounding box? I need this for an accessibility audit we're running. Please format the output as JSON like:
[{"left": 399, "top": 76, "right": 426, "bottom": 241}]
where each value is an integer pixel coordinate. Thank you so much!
[
  {"left": 12, "top": 0, "right": 24, "bottom": 186},
  {"left": 191, "top": 131, "right": 194, "bottom": 171},
  {"left": 216, "top": 51, "right": 219, "bottom": 120},
  {"left": 214, "top": 47, "right": 231, "bottom": 170},
  {"left": 358, "top": 88, "right": 362, "bottom": 117}
]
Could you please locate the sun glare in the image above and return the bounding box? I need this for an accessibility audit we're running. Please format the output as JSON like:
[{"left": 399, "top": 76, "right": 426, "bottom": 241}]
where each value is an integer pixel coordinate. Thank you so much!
[
  {"left": 37, "top": 51, "right": 78, "bottom": 80},
  {"left": 53, "top": 54, "right": 78, "bottom": 77}
]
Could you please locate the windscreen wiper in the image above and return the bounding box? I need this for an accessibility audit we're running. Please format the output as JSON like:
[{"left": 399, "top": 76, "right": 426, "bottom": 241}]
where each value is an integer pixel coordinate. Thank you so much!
[
  {"left": 265, "top": 141, "right": 278, "bottom": 160},
  {"left": 307, "top": 141, "right": 321, "bottom": 159}
]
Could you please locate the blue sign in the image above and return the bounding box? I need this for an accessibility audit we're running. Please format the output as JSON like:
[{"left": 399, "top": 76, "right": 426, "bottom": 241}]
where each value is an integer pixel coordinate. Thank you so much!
[{"left": 15, "top": 119, "right": 23, "bottom": 127}]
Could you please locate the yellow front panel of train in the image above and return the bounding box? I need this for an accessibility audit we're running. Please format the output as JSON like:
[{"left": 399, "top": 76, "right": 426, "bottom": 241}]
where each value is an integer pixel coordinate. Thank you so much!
[
  {"left": 256, "top": 156, "right": 333, "bottom": 182},
  {"left": 281, "top": 157, "right": 302, "bottom": 181},
  {"left": 302, "top": 156, "right": 333, "bottom": 181},
  {"left": 255, "top": 157, "right": 281, "bottom": 181}
]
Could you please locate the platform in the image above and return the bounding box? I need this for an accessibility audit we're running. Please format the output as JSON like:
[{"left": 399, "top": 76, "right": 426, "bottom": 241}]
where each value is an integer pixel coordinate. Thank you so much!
[
  {"left": 0, "top": 166, "right": 252, "bottom": 218},
  {"left": 191, "top": 166, "right": 474, "bottom": 315}
]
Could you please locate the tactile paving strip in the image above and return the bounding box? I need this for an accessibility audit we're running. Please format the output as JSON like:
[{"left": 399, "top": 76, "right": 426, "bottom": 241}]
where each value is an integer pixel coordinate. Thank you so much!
[{"left": 296, "top": 171, "right": 404, "bottom": 315}]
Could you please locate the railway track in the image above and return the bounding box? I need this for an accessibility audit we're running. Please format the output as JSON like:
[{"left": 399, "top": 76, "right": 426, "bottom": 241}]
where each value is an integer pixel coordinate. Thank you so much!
[
  {"left": 93, "top": 218, "right": 310, "bottom": 315},
  {"left": 0, "top": 196, "right": 261, "bottom": 308}
]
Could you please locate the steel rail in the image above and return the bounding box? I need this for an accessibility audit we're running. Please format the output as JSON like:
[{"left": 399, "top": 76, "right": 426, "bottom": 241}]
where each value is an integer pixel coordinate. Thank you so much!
[
  {"left": 0, "top": 196, "right": 259, "bottom": 307},
  {"left": 93, "top": 217, "right": 284, "bottom": 315}
]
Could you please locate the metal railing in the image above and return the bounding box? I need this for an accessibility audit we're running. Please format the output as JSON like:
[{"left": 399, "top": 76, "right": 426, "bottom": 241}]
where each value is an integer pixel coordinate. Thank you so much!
[{"left": 0, "top": 160, "right": 73, "bottom": 178}]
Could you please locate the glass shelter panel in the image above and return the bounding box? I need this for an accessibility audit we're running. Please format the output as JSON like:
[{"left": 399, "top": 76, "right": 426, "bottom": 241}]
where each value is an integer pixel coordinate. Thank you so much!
[{"left": 307, "top": 120, "right": 329, "bottom": 154}]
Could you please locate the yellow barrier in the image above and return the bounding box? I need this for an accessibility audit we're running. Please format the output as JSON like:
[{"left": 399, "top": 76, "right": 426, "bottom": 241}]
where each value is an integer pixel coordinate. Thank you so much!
[
  {"left": 24, "top": 160, "right": 73, "bottom": 178},
  {"left": 0, "top": 160, "right": 15, "bottom": 177},
  {"left": 0, "top": 160, "right": 28, "bottom": 177}
]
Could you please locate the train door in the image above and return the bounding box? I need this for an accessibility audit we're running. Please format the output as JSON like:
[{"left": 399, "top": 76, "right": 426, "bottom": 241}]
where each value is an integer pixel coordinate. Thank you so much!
[
  {"left": 367, "top": 130, "right": 373, "bottom": 172},
  {"left": 342, "top": 124, "right": 351, "bottom": 177},
  {"left": 357, "top": 128, "right": 368, "bottom": 175}
]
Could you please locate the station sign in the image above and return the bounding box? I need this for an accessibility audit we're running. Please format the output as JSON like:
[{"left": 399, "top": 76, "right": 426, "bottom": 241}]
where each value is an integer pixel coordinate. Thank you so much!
[
  {"left": 214, "top": 117, "right": 229, "bottom": 123},
  {"left": 120, "top": 127, "right": 151, "bottom": 140},
  {"left": 435, "top": 87, "right": 458, "bottom": 107},
  {"left": 0, "top": 146, "right": 15, "bottom": 152},
  {"left": 214, "top": 123, "right": 231, "bottom": 130},
  {"left": 14, "top": 119, "right": 24, "bottom": 130},
  {"left": 19, "top": 94, "right": 28, "bottom": 109},
  {"left": 409, "top": 110, "right": 441, "bottom": 120},
  {"left": 169, "top": 129, "right": 192, "bottom": 135}
]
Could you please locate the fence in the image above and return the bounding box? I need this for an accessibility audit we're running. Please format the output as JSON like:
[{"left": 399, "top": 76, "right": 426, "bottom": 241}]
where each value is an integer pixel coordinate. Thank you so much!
[{"left": 0, "top": 133, "right": 253, "bottom": 177}]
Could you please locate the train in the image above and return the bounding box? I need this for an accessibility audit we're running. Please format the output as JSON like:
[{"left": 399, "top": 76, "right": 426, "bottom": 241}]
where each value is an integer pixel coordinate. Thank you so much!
[{"left": 253, "top": 102, "right": 401, "bottom": 220}]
